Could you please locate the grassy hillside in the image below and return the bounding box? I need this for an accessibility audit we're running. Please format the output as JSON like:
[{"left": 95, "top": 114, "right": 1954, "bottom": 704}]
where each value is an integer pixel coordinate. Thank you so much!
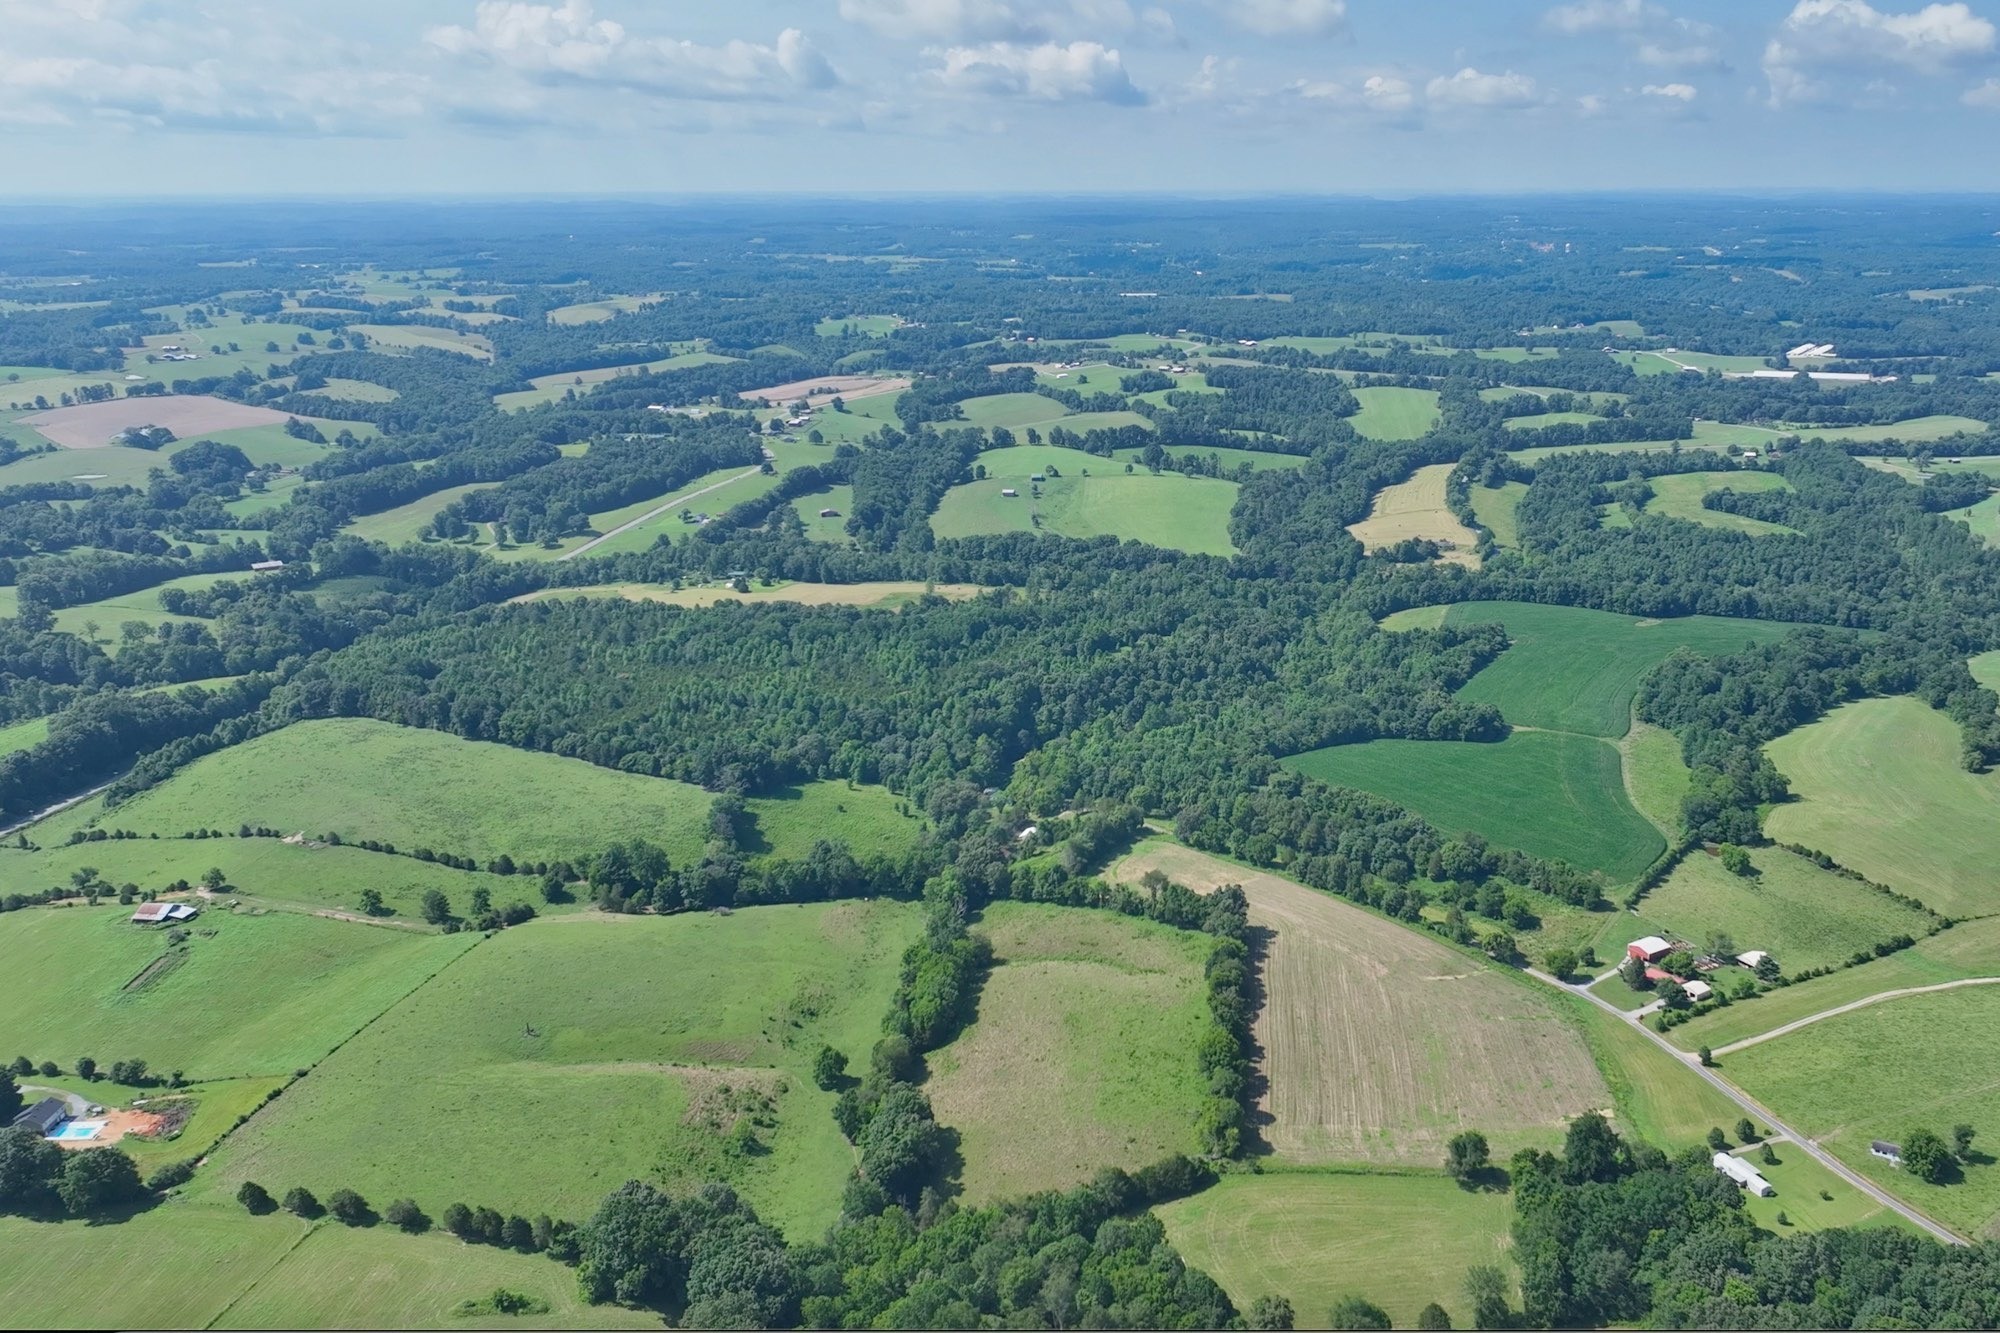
[
  {"left": 101, "top": 718, "right": 717, "bottom": 867},
  {"left": 206, "top": 901, "right": 919, "bottom": 1237},
  {"left": 1440, "top": 601, "right": 1796, "bottom": 738},
  {"left": 1284, "top": 731, "right": 1664, "bottom": 880},
  {"left": 1765, "top": 696, "right": 2000, "bottom": 917},
  {"left": 926, "top": 903, "right": 1212, "bottom": 1200},
  {"left": 1644, "top": 472, "right": 1797, "bottom": 536},
  {"left": 932, "top": 445, "right": 1238, "bottom": 556},
  {"left": 1348, "top": 387, "right": 1441, "bottom": 440},
  {"left": 0, "top": 907, "right": 475, "bottom": 1080}
]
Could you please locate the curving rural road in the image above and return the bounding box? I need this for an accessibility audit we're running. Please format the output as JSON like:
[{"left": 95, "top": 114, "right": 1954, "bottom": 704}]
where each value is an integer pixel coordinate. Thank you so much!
[
  {"left": 1712, "top": 977, "right": 2000, "bottom": 1058},
  {"left": 559, "top": 467, "right": 764, "bottom": 562},
  {"left": 1526, "top": 965, "right": 1967, "bottom": 1246}
]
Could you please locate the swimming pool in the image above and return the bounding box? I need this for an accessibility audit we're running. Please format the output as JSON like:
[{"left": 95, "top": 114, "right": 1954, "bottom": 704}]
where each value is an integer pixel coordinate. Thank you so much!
[{"left": 47, "top": 1121, "right": 104, "bottom": 1142}]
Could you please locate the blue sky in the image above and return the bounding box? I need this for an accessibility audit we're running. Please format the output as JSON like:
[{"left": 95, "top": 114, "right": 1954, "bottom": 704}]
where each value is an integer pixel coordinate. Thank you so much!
[{"left": 5, "top": 1, "right": 2000, "bottom": 195}]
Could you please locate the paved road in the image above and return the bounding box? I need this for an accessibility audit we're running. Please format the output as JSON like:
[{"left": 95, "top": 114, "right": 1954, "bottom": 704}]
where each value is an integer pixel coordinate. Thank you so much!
[
  {"left": 559, "top": 468, "right": 763, "bottom": 562},
  {"left": 1712, "top": 977, "right": 2000, "bottom": 1058},
  {"left": 1526, "top": 966, "right": 1967, "bottom": 1245}
]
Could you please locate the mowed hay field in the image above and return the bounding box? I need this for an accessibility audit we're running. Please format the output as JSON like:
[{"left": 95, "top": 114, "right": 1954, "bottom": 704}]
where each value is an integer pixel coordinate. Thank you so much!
[
  {"left": 1346, "top": 463, "right": 1480, "bottom": 566},
  {"left": 1725, "top": 986, "right": 2000, "bottom": 1240},
  {"left": 1158, "top": 1173, "right": 1514, "bottom": 1330},
  {"left": 1348, "top": 386, "right": 1441, "bottom": 440},
  {"left": 1436, "top": 601, "right": 1796, "bottom": 737},
  {"left": 1470, "top": 481, "right": 1529, "bottom": 547},
  {"left": 19, "top": 394, "right": 292, "bottom": 448},
  {"left": 1115, "top": 844, "right": 1610, "bottom": 1163},
  {"left": 1765, "top": 696, "right": 2000, "bottom": 917},
  {"left": 1284, "top": 731, "right": 1664, "bottom": 880},
  {"left": 932, "top": 445, "right": 1239, "bottom": 556},
  {"left": 1633, "top": 845, "right": 1938, "bottom": 974},
  {"left": 100, "top": 718, "right": 716, "bottom": 867},
  {"left": 926, "top": 903, "right": 1213, "bottom": 1200},
  {"left": 1644, "top": 471, "right": 1797, "bottom": 536},
  {"left": 206, "top": 902, "right": 920, "bottom": 1237},
  {"left": 0, "top": 907, "right": 476, "bottom": 1080}
]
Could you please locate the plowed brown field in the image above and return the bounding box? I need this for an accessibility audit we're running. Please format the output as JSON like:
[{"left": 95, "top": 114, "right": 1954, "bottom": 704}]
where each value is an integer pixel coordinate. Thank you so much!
[{"left": 1113, "top": 842, "right": 1608, "bottom": 1163}]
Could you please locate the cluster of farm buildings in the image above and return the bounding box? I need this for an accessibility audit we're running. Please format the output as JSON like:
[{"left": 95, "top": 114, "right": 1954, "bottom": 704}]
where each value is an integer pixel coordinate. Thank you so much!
[{"left": 1626, "top": 934, "right": 1768, "bottom": 1004}]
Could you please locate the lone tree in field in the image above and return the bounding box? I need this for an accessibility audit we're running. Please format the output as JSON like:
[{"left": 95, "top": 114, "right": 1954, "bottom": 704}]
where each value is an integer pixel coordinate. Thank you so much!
[
  {"left": 358, "top": 888, "right": 386, "bottom": 917},
  {"left": 1954, "top": 1124, "right": 1978, "bottom": 1160},
  {"left": 1543, "top": 947, "right": 1579, "bottom": 981},
  {"left": 1247, "top": 1295, "right": 1296, "bottom": 1329},
  {"left": 813, "top": 1046, "right": 849, "bottom": 1091},
  {"left": 1903, "top": 1128, "right": 1952, "bottom": 1184},
  {"left": 1736, "top": 1118, "right": 1760, "bottom": 1143},
  {"left": 420, "top": 889, "right": 453, "bottom": 926},
  {"left": 1329, "top": 1295, "right": 1392, "bottom": 1330},
  {"left": 238, "top": 1181, "right": 276, "bottom": 1214},
  {"left": 1416, "top": 1303, "right": 1453, "bottom": 1330},
  {"left": 1445, "top": 1130, "right": 1491, "bottom": 1187}
]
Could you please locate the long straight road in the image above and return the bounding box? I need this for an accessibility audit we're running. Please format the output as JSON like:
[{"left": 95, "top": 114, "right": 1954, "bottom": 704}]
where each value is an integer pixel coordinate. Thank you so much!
[
  {"left": 1525, "top": 965, "right": 1966, "bottom": 1246},
  {"left": 558, "top": 467, "right": 764, "bottom": 562},
  {"left": 1713, "top": 977, "right": 2000, "bottom": 1058}
]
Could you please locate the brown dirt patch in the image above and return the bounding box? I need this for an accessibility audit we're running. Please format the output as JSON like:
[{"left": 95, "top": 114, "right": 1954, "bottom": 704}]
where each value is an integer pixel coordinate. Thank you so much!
[
  {"left": 736, "top": 375, "right": 909, "bottom": 409},
  {"left": 1111, "top": 843, "right": 1608, "bottom": 1164},
  {"left": 52, "top": 1106, "right": 167, "bottom": 1151},
  {"left": 22, "top": 395, "right": 293, "bottom": 449}
]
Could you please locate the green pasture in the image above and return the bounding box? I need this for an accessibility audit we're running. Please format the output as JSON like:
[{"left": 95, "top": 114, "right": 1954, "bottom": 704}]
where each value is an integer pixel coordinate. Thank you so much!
[
  {"left": 99, "top": 718, "right": 718, "bottom": 867},
  {"left": 790, "top": 483, "right": 856, "bottom": 542},
  {"left": 1503, "top": 411, "right": 1606, "bottom": 430},
  {"left": 553, "top": 467, "right": 780, "bottom": 561},
  {"left": 1441, "top": 601, "right": 1796, "bottom": 738},
  {"left": 340, "top": 483, "right": 494, "bottom": 545},
  {"left": 0, "top": 906, "right": 475, "bottom": 1080},
  {"left": 927, "top": 904, "right": 1211, "bottom": 1200},
  {"left": 1469, "top": 482, "right": 1528, "bottom": 547},
  {"left": 547, "top": 295, "right": 665, "bottom": 325},
  {"left": 352, "top": 325, "right": 493, "bottom": 361},
  {"left": 1786, "top": 415, "right": 1986, "bottom": 446},
  {"left": 126, "top": 317, "right": 336, "bottom": 376},
  {"left": 1569, "top": 1000, "right": 1750, "bottom": 1152},
  {"left": 935, "top": 445, "right": 1238, "bottom": 555},
  {"left": 1951, "top": 493, "right": 2000, "bottom": 545},
  {"left": 1157, "top": 1172, "right": 1514, "bottom": 1331},
  {"left": 1644, "top": 471, "right": 1798, "bottom": 536},
  {"left": 49, "top": 571, "right": 242, "bottom": 650},
  {"left": 738, "top": 781, "right": 923, "bottom": 861},
  {"left": 206, "top": 902, "right": 919, "bottom": 1236},
  {"left": 1668, "top": 917, "right": 2000, "bottom": 1051},
  {"left": 0, "top": 714, "right": 51, "bottom": 754},
  {"left": 816, "top": 314, "right": 902, "bottom": 337},
  {"left": 1, "top": 832, "right": 530, "bottom": 924},
  {"left": 1348, "top": 387, "right": 1441, "bottom": 440},
  {"left": 1, "top": 368, "right": 152, "bottom": 411},
  {"left": 1639, "top": 845, "right": 1937, "bottom": 975},
  {"left": 1284, "top": 730, "right": 1665, "bottom": 880},
  {"left": 952, "top": 392, "right": 1072, "bottom": 430},
  {"left": 1622, "top": 721, "right": 1692, "bottom": 836},
  {"left": 1727, "top": 986, "right": 2000, "bottom": 1240},
  {"left": 493, "top": 351, "right": 736, "bottom": 411},
  {"left": 1735, "top": 1149, "right": 1913, "bottom": 1235},
  {"left": 1765, "top": 696, "right": 2000, "bottom": 918},
  {"left": 1972, "top": 651, "right": 2000, "bottom": 692}
]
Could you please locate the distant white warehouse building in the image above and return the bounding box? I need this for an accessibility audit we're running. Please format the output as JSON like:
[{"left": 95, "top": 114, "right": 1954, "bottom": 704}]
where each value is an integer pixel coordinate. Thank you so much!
[{"left": 1714, "top": 1152, "right": 1776, "bottom": 1197}]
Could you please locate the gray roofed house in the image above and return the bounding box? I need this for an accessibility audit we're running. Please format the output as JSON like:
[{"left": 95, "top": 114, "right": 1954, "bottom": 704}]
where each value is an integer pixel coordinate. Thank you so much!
[{"left": 13, "top": 1097, "right": 67, "bottom": 1136}]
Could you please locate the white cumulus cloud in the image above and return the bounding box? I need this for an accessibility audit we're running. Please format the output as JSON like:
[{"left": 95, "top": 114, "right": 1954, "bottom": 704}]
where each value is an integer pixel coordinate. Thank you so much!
[
  {"left": 1764, "top": 1, "right": 1998, "bottom": 104},
  {"left": 933, "top": 39, "right": 1146, "bottom": 103},
  {"left": 1544, "top": 0, "right": 1662, "bottom": 34},
  {"left": 1426, "top": 67, "right": 1541, "bottom": 109},
  {"left": 427, "top": 2, "right": 839, "bottom": 99},
  {"left": 1642, "top": 81, "right": 1698, "bottom": 99},
  {"left": 1220, "top": 0, "right": 1349, "bottom": 37}
]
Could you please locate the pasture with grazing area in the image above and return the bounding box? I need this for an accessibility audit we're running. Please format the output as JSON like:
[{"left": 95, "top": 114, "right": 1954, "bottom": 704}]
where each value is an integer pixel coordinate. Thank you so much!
[
  {"left": 1636, "top": 845, "right": 1938, "bottom": 975},
  {"left": 1285, "top": 730, "right": 1665, "bottom": 880},
  {"left": 1114, "top": 843, "right": 1610, "bottom": 1162},
  {"left": 351, "top": 324, "right": 493, "bottom": 360},
  {"left": 1158, "top": 1173, "right": 1514, "bottom": 1330},
  {"left": 1346, "top": 463, "right": 1481, "bottom": 566},
  {"left": 1643, "top": 471, "right": 1798, "bottom": 536},
  {"left": 1437, "top": 601, "right": 1796, "bottom": 738},
  {"left": 0, "top": 907, "right": 476, "bottom": 1080},
  {"left": 1725, "top": 985, "right": 2000, "bottom": 1240},
  {"left": 925, "top": 903, "right": 1213, "bottom": 1200},
  {"left": 205, "top": 902, "right": 919, "bottom": 1236},
  {"left": 546, "top": 294, "right": 665, "bottom": 324},
  {"left": 97, "top": 718, "right": 717, "bottom": 867},
  {"left": 931, "top": 444, "right": 1239, "bottom": 555},
  {"left": 1765, "top": 696, "right": 2000, "bottom": 918},
  {"left": 1469, "top": 481, "right": 1529, "bottom": 547},
  {"left": 493, "top": 351, "right": 736, "bottom": 410},
  {"left": 1348, "top": 386, "right": 1441, "bottom": 440}
]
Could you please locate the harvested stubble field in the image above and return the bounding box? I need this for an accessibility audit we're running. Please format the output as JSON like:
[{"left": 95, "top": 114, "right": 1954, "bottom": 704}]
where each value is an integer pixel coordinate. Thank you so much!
[
  {"left": 21, "top": 395, "right": 292, "bottom": 448},
  {"left": 1765, "top": 696, "right": 2000, "bottom": 918},
  {"left": 925, "top": 903, "right": 1213, "bottom": 1200},
  {"left": 1346, "top": 463, "right": 1480, "bottom": 566},
  {"left": 1113, "top": 843, "right": 1609, "bottom": 1164}
]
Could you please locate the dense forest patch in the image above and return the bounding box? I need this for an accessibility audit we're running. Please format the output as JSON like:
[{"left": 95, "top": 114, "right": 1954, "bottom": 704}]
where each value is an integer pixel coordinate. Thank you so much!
[
  {"left": 1765, "top": 697, "right": 2000, "bottom": 917},
  {"left": 205, "top": 901, "right": 919, "bottom": 1234}
]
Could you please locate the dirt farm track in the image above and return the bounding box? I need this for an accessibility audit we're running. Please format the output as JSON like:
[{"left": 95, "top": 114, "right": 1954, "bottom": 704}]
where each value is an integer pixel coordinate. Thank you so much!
[{"left": 22, "top": 396, "right": 293, "bottom": 449}]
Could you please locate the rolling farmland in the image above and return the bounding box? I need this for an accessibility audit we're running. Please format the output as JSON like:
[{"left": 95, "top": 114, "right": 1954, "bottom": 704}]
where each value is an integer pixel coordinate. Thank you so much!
[{"left": 1346, "top": 463, "right": 1481, "bottom": 566}]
